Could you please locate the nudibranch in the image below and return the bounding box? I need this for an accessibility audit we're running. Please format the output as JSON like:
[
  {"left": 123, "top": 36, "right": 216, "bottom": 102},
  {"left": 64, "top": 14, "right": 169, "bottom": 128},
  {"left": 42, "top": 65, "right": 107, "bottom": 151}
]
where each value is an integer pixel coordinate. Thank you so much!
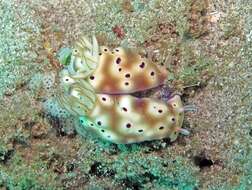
[
  {"left": 57, "top": 36, "right": 190, "bottom": 144},
  {"left": 79, "top": 94, "right": 185, "bottom": 144},
  {"left": 87, "top": 47, "right": 167, "bottom": 94}
]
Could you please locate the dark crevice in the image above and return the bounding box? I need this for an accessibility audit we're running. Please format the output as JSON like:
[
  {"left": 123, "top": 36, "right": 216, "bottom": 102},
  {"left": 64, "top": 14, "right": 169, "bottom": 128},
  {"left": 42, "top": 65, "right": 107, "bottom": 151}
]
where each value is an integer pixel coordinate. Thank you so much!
[
  {"left": 89, "top": 161, "right": 115, "bottom": 177},
  {"left": 121, "top": 172, "right": 158, "bottom": 190},
  {"left": 142, "top": 138, "right": 173, "bottom": 153},
  {"left": 23, "top": 121, "right": 36, "bottom": 128},
  {"left": 131, "top": 85, "right": 163, "bottom": 98},
  {"left": 66, "top": 162, "right": 75, "bottom": 172},
  {"left": 249, "top": 129, "right": 252, "bottom": 137},
  {"left": 194, "top": 154, "right": 214, "bottom": 169},
  {"left": 181, "top": 81, "right": 208, "bottom": 101},
  {"left": 142, "top": 172, "right": 158, "bottom": 183},
  {"left": 121, "top": 177, "right": 143, "bottom": 190},
  {"left": 46, "top": 115, "right": 76, "bottom": 138},
  {"left": 0, "top": 149, "right": 15, "bottom": 164}
]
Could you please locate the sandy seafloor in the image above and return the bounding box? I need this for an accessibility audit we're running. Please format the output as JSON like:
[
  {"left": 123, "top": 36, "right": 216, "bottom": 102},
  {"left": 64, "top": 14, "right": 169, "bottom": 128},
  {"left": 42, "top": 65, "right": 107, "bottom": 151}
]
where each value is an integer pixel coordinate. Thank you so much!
[{"left": 0, "top": 0, "right": 251, "bottom": 189}]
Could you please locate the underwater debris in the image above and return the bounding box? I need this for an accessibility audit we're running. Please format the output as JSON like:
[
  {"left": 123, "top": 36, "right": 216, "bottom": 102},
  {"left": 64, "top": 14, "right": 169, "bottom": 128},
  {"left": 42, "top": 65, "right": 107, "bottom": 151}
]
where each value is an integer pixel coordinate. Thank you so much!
[
  {"left": 56, "top": 36, "right": 192, "bottom": 144},
  {"left": 112, "top": 25, "right": 125, "bottom": 39}
]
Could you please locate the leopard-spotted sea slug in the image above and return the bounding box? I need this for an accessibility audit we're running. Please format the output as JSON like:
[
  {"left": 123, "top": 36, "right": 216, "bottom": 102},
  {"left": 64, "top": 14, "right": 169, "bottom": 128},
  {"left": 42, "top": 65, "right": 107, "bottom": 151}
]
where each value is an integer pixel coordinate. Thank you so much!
[{"left": 57, "top": 36, "right": 191, "bottom": 144}]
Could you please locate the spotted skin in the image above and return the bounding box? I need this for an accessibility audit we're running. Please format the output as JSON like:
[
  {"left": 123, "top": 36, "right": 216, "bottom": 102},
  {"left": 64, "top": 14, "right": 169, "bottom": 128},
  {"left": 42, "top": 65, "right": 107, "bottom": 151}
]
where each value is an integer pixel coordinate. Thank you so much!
[
  {"left": 58, "top": 36, "right": 188, "bottom": 144},
  {"left": 80, "top": 94, "right": 184, "bottom": 144},
  {"left": 88, "top": 47, "right": 167, "bottom": 94}
]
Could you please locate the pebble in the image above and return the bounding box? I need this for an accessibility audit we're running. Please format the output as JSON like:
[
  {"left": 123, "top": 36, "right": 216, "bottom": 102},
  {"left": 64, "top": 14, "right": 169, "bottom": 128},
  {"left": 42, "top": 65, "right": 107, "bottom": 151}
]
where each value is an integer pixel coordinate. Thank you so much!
[{"left": 31, "top": 123, "right": 48, "bottom": 138}]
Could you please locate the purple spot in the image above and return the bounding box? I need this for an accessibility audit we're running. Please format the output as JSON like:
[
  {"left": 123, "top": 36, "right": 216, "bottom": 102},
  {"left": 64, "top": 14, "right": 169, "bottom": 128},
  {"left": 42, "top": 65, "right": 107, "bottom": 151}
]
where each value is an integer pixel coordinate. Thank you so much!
[
  {"left": 126, "top": 123, "right": 131, "bottom": 128},
  {"left": 125, "top": 73, "right": 130, "bottom": 78},
  {"left": 139, "top": 62, "right": 145, "bottom": 68},
  {"left": 116, "top": 57, "right": 121, "bottom": 64}
]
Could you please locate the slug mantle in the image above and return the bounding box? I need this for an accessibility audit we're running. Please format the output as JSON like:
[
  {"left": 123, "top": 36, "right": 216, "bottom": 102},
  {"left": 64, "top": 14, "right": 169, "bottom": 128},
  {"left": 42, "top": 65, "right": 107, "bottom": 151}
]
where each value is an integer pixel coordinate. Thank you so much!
[{"left": 57, "top": 36, "right": 190, "bottom": 144}]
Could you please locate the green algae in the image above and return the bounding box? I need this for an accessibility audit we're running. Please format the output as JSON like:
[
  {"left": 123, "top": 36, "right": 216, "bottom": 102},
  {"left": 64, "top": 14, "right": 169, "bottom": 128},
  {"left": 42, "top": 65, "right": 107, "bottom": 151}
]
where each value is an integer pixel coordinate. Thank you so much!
[
  {"left": 0, "top": 155, "right": 58, "bottom": 190},
  {"left": 113, "top": 154, "right": 198, "bottom": 189},
  {"left": 0, "top": 0, "right": 41, "bottom": 98},
  {"left": 93, "top": 0, "right": 191, "bottom": 45}
]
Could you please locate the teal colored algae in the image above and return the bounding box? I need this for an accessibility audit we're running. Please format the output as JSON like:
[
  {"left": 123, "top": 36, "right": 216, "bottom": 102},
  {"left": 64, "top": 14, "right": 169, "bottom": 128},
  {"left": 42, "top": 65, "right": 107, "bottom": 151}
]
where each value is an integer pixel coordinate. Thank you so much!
[{"left": 0, "top": 0, "right": 41, "bottom": 98}]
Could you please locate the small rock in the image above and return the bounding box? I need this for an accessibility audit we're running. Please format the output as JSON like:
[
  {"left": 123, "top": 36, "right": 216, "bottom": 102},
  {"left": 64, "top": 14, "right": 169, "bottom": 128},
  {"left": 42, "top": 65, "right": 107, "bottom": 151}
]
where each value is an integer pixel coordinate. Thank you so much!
[
  {"left": 0, "top": 148, "right": 14, "bottom": 164},
  {"left": 31, "top": 123, "right": 48, "bottom": 138},
  {"left": 3, "top": 89, "right": 14, "bottom": 96}
]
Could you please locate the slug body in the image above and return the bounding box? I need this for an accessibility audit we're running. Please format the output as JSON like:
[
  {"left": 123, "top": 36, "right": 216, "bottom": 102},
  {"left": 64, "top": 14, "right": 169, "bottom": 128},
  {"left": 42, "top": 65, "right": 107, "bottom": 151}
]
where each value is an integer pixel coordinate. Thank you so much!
[
  {"left": 58, "top": 36, "right": 188, "bottom": 144},
  {"left": 80, "top": 94, "right": 184, "bottom": 144},
  {"left": 87, "top": 47, "right": 167, "bottom": 94}
]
